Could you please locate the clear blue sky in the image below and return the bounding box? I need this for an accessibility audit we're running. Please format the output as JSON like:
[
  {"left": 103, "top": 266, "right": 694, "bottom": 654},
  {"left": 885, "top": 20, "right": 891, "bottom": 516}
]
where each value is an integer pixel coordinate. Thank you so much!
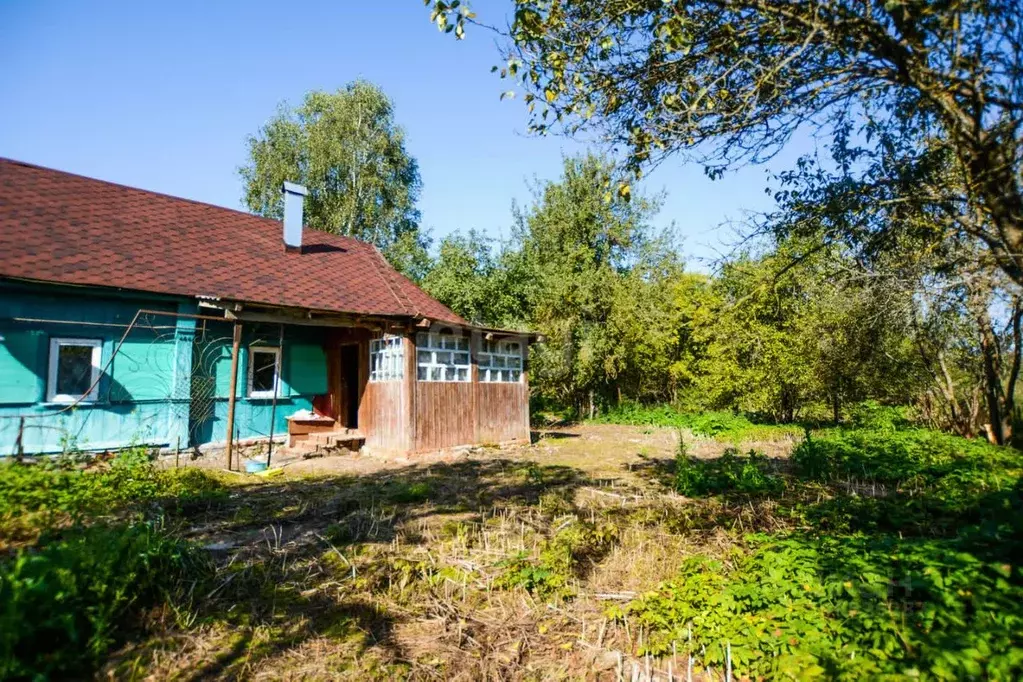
[{"left": 0, "top": 1, "right": 813, "bottom": 269}]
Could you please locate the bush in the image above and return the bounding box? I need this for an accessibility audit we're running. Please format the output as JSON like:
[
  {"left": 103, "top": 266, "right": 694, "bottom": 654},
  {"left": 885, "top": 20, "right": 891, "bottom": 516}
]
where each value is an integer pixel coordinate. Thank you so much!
[{"left": 0, "top": 522, "right": 211, "bottom": 679}]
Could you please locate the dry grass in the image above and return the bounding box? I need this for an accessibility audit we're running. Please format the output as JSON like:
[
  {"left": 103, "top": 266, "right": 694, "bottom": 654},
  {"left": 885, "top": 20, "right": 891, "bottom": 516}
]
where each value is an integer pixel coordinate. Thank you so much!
[{"left": 104, "top": 424, "right": 798, "bottom": 681}]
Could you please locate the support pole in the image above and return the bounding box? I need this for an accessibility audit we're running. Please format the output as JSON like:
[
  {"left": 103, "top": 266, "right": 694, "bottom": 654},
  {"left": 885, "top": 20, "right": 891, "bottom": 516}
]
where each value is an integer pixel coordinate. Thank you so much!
[
  {"left": 224, "top": 320, "right": 243, "bottom": 470},
  {"left": 266, "top": 323, "right": 284, "bottom": 468}
]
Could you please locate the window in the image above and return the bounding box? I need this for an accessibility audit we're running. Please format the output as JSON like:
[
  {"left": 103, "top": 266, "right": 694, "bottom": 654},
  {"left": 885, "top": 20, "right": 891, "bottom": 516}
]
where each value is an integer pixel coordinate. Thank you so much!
[
  {"left": 370, "top": 335, "right": 404, "bottom": 382},
  {"left": 248, "top": 346, "right": 281, "bottom": 398},
  {"left": 416, "top": 331, "right": 470, "bottom": 382},
  {"left": 47, "top": 338, "right": 103, "bottom": 402},
  {"left": 479, "top": 338, "right": 523, "bottom": 383}
]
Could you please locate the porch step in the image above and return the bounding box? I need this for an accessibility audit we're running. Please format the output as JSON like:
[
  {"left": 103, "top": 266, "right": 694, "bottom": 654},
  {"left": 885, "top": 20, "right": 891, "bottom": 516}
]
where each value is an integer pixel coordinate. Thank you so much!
[{"left": 311, "top": 429, "right": 365, "bottom": 447}]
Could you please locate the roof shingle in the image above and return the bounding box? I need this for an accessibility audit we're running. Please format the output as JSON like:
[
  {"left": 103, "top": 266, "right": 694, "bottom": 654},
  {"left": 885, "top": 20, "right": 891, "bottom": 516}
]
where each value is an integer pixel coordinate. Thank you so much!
[{"left": 0, "top": 158, "right": 466, "bottom": 326}]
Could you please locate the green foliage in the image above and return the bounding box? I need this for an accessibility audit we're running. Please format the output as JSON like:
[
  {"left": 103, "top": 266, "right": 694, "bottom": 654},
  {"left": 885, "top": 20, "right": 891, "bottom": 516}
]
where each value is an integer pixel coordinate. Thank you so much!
[
  {"left": 592, "top": 403, "right": 802, "bottom": 441},
  {"left": 386, "top": 481, "right": 434, "bottom": 504},
  {"left": 625, "top": 423, "right": 1023, "bottom": 678},
  {"left": 792, "top": 426, "right": 1021, "bottom": 489},
  {"left": 0, "top": 448, "right": 227, "bottom": 536},
  {"left": 0, "top": 522, "right": 211, "bottom": 680},
  {"left": 495, "top": 521, "right": 619, "bottom": 599},
  {"left": 625, "top": 533, "right": 1023, "bottom": 680},
  {"left": 674, "top": 446, "right": 784, "bottom": 497},
  {"left": 239, "top": 81, "right": 430, "bottom": 279}
]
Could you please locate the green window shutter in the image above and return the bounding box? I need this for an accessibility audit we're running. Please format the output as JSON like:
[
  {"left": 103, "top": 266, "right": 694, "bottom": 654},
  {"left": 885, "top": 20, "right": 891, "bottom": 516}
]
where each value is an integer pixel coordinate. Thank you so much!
[
  {"left": 0, "top": 330, "right": 45, "bottom": 404},
  {"left": 214, "top": 345, "right": 246, "bottom": 398},
  {"left": 109, "top": 339, "right": 175, "bottom": 401},
  {"left": 286, "top": 344, "right": 327, "bottom": 396}
]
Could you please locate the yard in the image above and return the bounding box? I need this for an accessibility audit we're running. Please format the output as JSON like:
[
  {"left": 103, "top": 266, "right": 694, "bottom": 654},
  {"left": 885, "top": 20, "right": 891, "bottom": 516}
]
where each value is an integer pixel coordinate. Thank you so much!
[{"left": 2, "top": 417, "right": 1021, "bottom": 680}]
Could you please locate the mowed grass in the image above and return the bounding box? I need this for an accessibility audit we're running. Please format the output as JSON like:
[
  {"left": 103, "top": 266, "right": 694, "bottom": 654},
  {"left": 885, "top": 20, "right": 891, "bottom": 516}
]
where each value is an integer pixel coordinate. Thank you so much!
[{"left": 1, "top": 420, "right": 1021, "bottom": 680}]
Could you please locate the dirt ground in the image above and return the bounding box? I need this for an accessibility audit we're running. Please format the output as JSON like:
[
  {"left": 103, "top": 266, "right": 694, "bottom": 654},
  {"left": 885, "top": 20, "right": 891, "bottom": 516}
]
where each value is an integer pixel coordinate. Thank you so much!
[{"left": 116, "top": 423, "right": 800, "bottom": 681}]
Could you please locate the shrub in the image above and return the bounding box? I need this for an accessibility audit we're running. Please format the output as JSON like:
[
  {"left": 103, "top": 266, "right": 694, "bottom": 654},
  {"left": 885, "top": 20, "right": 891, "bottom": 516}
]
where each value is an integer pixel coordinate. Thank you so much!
[{"left": 0, "top": 522, "right": 211, "bottom": 679}]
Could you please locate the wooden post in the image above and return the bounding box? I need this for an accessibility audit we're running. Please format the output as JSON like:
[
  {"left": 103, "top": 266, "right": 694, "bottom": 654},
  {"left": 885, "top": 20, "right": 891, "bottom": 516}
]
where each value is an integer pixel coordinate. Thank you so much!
[
  {"left": 266, "top": 323, "right": 284, "bottom": 467},
  {"left": 224, "top": 320, "right": 243, "bottom": 470}
]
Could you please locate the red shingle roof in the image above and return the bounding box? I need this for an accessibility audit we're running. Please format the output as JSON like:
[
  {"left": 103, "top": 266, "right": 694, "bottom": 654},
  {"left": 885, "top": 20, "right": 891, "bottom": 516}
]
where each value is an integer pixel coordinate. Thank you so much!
[{"left": 0, "top": 158, "right": 466, "bottom": 326}]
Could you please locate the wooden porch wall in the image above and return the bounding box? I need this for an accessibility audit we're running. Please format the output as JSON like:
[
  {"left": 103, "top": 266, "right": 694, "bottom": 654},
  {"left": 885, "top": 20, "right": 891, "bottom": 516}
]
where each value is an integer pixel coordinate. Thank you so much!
[
  {"left": 412, "top": 331, "right": 530, "bottom": 452},
  {"left": 475, "top": 382, "right": 530, "bottom": 444},
  {"left": 358, "top": 334, "right": 413, "bottom": 453},
  {"left": 318, "top": 328, "right": 412, "bottom": 454}
]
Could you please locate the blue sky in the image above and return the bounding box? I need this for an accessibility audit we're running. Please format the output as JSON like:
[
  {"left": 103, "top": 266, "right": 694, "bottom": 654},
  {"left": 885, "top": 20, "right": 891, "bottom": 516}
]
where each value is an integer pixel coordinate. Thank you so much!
[{"left": 0, "top": 1, "right": 814, "bottom": 269}]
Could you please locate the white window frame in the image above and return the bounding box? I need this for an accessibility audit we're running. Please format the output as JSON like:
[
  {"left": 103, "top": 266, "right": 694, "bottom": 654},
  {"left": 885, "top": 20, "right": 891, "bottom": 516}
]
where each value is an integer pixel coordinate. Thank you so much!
[
  {"left": 416, "top": 331, "right": 471, "bottom": 382},
  {"left": 479, "top": 338, "right": 524, "bottom": 383},
  {"left": 247, "top": 346, "right": 281, "bottom": 398},
  {"left": 47, "top": 337, "right": 103, "bottom": 403},
  {"left": 370, "top": 335, "right": 405, "bottom": 382}
]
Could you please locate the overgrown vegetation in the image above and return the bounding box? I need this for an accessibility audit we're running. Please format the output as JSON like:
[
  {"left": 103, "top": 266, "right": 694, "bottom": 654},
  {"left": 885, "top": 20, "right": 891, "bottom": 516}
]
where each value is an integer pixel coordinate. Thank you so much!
[
  {"left": 2, "top": 420, "right": 1021, "bottom": 679},
  {"left": 592, "top": 403, "right": 804, "bottom": 442},
  {"left": 618, "top": 417, "right": 1023, "bottom": 679},
  {"left": 0, "top": 449, "right": 225, "bottom": 678}
]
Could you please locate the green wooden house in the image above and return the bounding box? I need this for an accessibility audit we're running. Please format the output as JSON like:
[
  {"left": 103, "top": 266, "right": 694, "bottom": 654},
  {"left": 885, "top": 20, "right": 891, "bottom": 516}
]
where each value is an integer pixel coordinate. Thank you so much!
[{"left": 0, "top": 159, "right": 533, "bottom": 461}]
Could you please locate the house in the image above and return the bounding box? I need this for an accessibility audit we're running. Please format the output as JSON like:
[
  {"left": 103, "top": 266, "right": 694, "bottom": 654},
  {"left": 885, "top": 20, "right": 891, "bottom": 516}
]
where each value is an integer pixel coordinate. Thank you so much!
[{"left": 0, "top": 158, "right": 533, "bottom": 462}]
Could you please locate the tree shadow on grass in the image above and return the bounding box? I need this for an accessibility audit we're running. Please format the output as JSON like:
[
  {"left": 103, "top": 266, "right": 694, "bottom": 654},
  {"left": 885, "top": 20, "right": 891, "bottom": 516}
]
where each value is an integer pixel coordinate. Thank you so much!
[{"left": 126, "top": 458, "right": 599, "bottom": 677}]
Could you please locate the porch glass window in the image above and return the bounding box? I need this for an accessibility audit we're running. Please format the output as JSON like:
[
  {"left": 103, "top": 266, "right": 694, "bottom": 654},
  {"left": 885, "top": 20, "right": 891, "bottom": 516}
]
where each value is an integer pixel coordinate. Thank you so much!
[
  {"left": 416, "top": 331, "right": 470, "bottom": 382},
  {"left": 47, "top": 338, "right": 102, "bottom": 402},
  {"left": 479, "top": 339, "right": 523, "bottom": 383},
  {"left": 370, "top": 335, "right": 404, "bottom": 382},
  {"left": 248, "top": 346, "right": 281, "bottom": 398}
]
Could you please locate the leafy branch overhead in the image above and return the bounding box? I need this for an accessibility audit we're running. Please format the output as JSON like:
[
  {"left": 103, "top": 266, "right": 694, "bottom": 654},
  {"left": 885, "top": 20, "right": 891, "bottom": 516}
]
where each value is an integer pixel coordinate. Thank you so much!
[{"left": 427, "top": 0, "right": 1023, "bottom": 289}]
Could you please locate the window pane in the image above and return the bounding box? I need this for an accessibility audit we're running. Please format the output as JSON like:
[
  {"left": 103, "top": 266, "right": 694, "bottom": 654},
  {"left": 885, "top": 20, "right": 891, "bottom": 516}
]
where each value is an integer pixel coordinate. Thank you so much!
[
  {"left": 418, "top": 366, "right": 428, "bottom": 381},
  {"left": 457, "top": 367, "right": 468, "bottom": 382},
  {"left": 251, "top": 351, "right": 277, "bottom": 393},
  {"left": 56, "top": 345, "right": 94, "bottom": 397},
  {"left": 509, "top": 356, "right": 522, "bottom": 369},
  {"left": 417, "top": 350, "right": 431, "bottom": 364},
  {"left": 443, "top": 366, "right": 455, "bottom": 381},
  {"left": 457, "top": 337, "right": 469, "bottom": 351},
  {"left": 430, "top": 367, "right": 442, "bottom": 381},
  {"left": 454, "top": 352, "right": 469, "bottom": 365},
  {"left": 509, "top": 370, "right": 521, "bottom": 382},
  {"left": 493, "top": 356, "right": 506, "bottom": 369},
  {"left": 435, "top": 351, "right": 452, "bottom": 365}
]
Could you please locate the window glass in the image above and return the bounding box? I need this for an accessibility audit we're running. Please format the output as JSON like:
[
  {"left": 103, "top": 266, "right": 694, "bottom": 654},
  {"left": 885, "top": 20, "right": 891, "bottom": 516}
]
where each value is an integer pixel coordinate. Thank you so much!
[
  {"left": 370, "top": 335, "right": 404, "bottom": 382},
  {"left": 249, "top": 347, "right": 280, "bottom": 397},
  {"left": 48, "top": 338, "right": 102, "bottom": 402},
  {"left": 479, "top": 338, "right": 525, "bottom": 383},
  {"left": 417, "top": 330, "right": 471, "bottom": 382}
]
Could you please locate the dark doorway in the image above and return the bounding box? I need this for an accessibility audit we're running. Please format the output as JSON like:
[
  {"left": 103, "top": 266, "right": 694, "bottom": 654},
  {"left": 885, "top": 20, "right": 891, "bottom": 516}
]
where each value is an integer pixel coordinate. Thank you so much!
[{"left": 340, "top": 344, "right": 360, "bottom": 428}]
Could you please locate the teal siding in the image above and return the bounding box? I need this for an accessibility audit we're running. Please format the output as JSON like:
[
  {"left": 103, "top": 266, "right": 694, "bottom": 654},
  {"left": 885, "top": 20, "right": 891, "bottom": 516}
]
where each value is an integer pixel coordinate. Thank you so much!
[
  {"left": 0, "top": 282, "right": 331, "bottom": 456},
  {"left": 0, "top": 329, "right": 45, "bottom": 404}
]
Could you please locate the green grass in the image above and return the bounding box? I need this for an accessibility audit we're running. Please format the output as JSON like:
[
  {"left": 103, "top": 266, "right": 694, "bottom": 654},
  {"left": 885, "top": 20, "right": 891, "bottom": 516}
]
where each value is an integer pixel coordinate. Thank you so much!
[{"left": 591, "top": 403, "right": 804, "bottom": 441}]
